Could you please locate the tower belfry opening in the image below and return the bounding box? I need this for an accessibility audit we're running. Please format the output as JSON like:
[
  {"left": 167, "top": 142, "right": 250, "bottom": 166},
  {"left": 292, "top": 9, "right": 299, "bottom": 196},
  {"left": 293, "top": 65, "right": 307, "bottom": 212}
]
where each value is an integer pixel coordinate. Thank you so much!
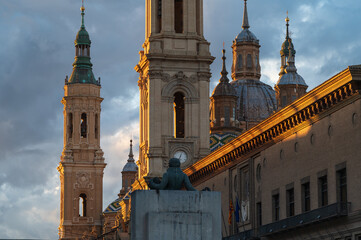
[
  {"left": 174, "top": 0, "right": 183, "bottom": 33},
  {"left": 174, "top": 92, "right": 185, "bottom": 138},
  {"left": 81, "top": 113, "right": 87, "bottom": 138}
]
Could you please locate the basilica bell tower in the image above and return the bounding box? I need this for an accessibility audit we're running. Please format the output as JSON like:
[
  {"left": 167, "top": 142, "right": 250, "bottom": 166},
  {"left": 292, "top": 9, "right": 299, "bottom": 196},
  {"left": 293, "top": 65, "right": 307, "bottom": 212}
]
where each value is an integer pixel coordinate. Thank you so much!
[
  {"left": 134, "top": 0, "right": 214, "bottom": 185},
  {"left": 58, "top": 3, "right": 106, "bottom": 239}
]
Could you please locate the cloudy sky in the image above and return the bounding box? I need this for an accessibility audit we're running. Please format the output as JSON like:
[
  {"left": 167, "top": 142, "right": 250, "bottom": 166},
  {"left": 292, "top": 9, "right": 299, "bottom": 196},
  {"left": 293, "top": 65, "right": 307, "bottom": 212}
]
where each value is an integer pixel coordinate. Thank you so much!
[{"left": 0, "top": 0, "right": 360, "bottom": 238}]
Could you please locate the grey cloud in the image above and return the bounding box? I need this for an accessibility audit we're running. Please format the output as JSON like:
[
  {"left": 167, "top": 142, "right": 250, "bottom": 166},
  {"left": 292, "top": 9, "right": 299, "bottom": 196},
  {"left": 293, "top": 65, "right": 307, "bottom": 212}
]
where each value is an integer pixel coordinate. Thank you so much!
[{"left": 0, "top": 0, "right": 360, "bottom": 238}]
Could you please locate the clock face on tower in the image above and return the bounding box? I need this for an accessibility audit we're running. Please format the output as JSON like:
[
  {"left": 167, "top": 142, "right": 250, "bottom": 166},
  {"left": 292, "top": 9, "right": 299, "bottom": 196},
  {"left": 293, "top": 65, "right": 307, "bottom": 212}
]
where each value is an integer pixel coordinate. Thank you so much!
[{"left": 173, "top": 150, "right": 188, "bottom": 164}]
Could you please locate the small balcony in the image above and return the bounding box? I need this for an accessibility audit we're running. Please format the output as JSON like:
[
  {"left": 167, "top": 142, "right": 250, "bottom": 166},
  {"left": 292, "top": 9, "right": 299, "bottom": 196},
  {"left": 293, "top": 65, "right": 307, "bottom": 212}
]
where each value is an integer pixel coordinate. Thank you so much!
[{"left": 258, "top": 202, "right": 350, "bottom": 236}]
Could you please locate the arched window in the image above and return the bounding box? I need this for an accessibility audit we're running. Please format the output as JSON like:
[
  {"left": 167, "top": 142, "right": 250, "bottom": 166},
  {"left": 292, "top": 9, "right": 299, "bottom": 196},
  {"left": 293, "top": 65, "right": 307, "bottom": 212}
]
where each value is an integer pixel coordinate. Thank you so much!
[
  {"left": 174, "top": 0, "right": 183, "bottom": 33},
  {"left": 81, "top": 113, "right": 87, "bottom": 138},
  {"left": 237, "top": 54, "right": 243, "bottom": 70},
  {"left": 247, "top": 54, "right": 252, "bottom": 68},
  {"left": 68, "top": 113, "right": 73, "bottom": 139},
  {"left": 95, "top": 114, "right": 98, "bottom": 139},
  {"left": 174, "top": 92, "right": 185, "bottom": 138},
  {"left": 79, "top": 193, "right": 87, "bottom": 217}
]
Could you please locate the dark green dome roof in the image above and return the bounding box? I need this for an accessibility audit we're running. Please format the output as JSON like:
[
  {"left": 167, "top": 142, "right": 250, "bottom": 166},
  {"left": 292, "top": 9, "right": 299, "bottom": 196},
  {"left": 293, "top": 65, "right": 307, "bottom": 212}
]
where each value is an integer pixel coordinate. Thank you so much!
[
  {"left": 68, "top": 67, "right": 99, "bottom": 85},
  {"left": 75, "top": 27, "right": 91, "bottom": 45},
  {"left": 65, "top": 6, "right": 100, "bottom": 86}
]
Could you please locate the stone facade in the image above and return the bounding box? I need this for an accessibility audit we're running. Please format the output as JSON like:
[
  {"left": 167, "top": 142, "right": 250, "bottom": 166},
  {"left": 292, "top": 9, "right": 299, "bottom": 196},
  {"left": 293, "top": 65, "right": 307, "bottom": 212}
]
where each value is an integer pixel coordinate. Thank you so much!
[{"left": 185, "top": 65, "right": 361, "bottom": 239}]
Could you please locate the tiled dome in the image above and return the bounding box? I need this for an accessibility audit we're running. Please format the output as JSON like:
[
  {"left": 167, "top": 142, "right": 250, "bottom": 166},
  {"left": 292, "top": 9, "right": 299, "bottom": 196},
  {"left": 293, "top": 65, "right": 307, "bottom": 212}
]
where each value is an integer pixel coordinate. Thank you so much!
[{"left": 231, "top": 79, "right": 276, "bottom": 122}]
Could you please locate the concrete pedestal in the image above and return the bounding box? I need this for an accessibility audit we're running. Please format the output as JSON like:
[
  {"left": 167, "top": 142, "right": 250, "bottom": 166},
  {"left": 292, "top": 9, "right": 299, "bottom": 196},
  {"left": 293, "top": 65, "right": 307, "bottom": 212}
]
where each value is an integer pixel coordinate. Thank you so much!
[{"left": 131, "top": 190, "right": 221, "bottom": 240}]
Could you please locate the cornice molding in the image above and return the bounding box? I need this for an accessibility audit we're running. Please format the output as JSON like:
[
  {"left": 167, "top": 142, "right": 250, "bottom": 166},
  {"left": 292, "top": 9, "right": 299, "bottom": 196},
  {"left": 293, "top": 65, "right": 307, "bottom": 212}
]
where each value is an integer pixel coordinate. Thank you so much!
[{"left": 184, "top": 65, "right": 361, "bottom": 185}]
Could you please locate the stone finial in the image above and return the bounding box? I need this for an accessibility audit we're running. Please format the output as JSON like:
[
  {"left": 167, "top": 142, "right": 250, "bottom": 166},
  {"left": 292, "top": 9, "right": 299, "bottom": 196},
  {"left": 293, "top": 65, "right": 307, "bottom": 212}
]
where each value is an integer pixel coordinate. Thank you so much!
[
  {"left": 286, "top": 41, "right": 297, "bottom": 73},
  {"left": 220, "top": 45, "right": 229, "bottom": 83}
]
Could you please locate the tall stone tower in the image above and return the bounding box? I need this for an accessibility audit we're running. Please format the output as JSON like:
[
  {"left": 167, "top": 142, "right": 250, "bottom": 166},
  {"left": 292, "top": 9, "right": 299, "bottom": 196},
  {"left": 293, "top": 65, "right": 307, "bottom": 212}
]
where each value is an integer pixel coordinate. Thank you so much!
[
  {"left": 134, "top": 0, "right": 214, "bottom": 185},
  {"left": 275, "top": 15, "right": 308, "bottom": 109},
  {"left": 57, "top": 4, "right": 106, "bottom": 239}
]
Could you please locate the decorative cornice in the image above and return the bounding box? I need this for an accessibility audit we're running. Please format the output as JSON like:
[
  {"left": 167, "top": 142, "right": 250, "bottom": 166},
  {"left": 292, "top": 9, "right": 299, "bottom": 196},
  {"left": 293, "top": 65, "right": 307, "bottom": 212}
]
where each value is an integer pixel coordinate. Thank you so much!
[{"left": 184, "top": 66, "right": 361, "bottom": 185}]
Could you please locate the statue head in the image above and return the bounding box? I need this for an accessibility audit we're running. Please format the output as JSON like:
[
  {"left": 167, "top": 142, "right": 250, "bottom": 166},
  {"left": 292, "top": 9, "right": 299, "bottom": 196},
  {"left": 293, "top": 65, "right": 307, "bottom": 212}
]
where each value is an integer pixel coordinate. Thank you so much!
[{"left": 169, "top": 158, "right": 181, "bottom": 168}]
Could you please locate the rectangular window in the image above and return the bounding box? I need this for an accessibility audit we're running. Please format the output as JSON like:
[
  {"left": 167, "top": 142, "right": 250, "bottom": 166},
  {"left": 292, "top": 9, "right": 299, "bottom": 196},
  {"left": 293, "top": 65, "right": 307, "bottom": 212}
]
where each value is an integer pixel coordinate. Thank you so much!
[
  {"left": 256, "top": 202, "right": 262, "bottom": 226},
  {"left": 318, "top": 175, "right": 328, "bottom": 207},
  {"left": 282, "top": 96, "right": 287, "bottom": 107},
  {"left": 224, "top": 107, "right": 230, "bottom": 126},
  {"left": 196, "top": 0, "right": 200, "bottom": 35},
  {"left": 337, "top": 168, "right": 347, "bottom": 203},
  {"left": 272, "top": 194, "right": 280, "bottom": 221},
  {"left": 302, "top": 182, "right": 310, "bottom": 212},
  {"left": 174, "top": 0, "right": 183, "bottom": 33},
  {"left": 286, "top": 188, "right": 295, "bottom": 217},
  {"left": 157, "top": 0, "right": 162, "bottom": 33}
]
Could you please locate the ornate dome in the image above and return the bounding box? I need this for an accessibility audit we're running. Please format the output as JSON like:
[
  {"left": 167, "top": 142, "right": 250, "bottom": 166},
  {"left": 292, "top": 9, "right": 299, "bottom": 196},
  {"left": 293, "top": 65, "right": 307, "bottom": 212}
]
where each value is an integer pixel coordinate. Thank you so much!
[
  {"left": 75, "top": 27, "right": 91, "bottom": 45},
  {"left": 122, "top": 139, "right": 138, "bottom": 173},
  {"left": 123, "top": 161, "right": 138, "bottom": 172},
  {"left": 231, "top": 79, "right": 276, "bottom": 121},
  {"left": 213, "top": 82, "right": 237, "bottom": 96},
  {"left": 235, "top": 0, "right": 259, "bottom": 44},
  {"left": 67, "top": 5, "right": 100, "bottom": 86},
  {"left": 75, "top": 7, "right": 91, "bottom": 46},
  {"left": 212, "top": 49, "right": 237, "bottom": 97},
  {"left": 280, "top": 38, "right": 295, "bottom": 57},
  {"left": 236, "top": 29, "right": 259, "bottom": 43},
  {"left": 277, "top": 72, "right": 307, "bottom": 86}
]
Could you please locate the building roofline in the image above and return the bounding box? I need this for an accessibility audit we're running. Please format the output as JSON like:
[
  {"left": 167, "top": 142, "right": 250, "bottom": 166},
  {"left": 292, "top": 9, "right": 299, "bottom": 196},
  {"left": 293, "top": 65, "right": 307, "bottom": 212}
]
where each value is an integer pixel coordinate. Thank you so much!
[{"left": 184, "top": 65, "right": 361, "bottom": 184}]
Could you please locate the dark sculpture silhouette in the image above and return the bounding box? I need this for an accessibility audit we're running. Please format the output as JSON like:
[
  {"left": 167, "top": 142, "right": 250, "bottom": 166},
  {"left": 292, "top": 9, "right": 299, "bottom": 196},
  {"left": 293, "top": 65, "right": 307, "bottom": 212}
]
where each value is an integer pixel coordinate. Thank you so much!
[{"left": 147, "top": 158, "right": 196, "bottom": 191}]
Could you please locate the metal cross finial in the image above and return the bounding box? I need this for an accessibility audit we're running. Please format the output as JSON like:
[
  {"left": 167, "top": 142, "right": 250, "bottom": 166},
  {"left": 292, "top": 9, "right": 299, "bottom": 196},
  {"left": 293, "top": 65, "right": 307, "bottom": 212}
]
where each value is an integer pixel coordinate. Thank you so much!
[
  {"left": 285, "top": 10, "right": 290, "bottom": 23},
  {"left": 285, "top": 11, "right": 290, "bottom": 39},
  {"left": 81, "top": 0, "right": 85, "bottom": 12},
  {"left": 80, "top": 0, "right": 85, "bottom": 28}
]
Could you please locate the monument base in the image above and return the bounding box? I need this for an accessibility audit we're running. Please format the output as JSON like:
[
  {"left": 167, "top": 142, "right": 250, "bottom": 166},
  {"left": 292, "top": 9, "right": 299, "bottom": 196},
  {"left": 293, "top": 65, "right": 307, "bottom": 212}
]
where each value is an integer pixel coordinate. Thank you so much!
[{"left": 131, "top": 190, "right": 221, "bottom": 240}]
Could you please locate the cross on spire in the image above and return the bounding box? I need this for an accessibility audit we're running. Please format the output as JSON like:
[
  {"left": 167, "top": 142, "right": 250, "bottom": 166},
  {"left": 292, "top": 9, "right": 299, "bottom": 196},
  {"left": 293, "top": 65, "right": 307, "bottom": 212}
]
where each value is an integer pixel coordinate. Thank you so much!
[
  {"left": 81, "top": 0, "right": 85, "bottom": 29},
  {"left": 285, "top": 11, "right": 290, "bottom": 39}
]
